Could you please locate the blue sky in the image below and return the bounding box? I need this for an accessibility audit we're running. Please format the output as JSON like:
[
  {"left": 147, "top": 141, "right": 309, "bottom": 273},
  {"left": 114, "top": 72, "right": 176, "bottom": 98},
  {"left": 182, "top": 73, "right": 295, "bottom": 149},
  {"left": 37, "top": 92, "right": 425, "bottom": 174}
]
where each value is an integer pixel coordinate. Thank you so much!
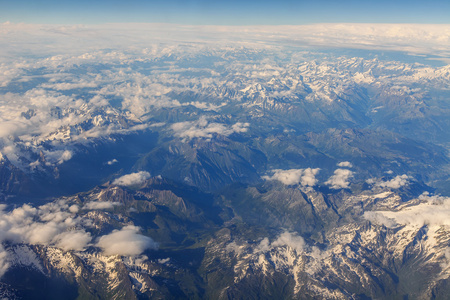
[{"left": 1, "top": 0, "right": 449, "bottom": 25}]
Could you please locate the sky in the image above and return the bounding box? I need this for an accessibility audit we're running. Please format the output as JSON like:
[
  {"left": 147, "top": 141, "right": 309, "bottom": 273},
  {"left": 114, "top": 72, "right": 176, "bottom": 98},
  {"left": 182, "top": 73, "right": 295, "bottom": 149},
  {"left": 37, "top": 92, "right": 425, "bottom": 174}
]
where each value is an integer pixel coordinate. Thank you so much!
[{"left": 1, "top": 0, "right": 450, "bottom": 25}]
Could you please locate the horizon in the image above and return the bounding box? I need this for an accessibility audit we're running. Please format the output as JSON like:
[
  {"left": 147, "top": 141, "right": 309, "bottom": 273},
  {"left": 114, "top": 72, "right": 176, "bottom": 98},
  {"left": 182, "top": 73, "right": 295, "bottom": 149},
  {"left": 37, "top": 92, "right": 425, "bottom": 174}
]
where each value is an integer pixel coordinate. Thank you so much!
[{"left": 2, "top": 22, "right": 449, "bottom": 65}]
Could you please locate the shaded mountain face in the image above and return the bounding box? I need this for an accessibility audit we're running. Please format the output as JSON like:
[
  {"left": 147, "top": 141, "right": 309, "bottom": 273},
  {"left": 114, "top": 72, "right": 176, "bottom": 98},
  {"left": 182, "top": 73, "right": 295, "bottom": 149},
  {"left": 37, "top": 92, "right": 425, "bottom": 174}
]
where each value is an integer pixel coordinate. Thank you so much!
[{"left": 1, "top": 28, "right": 450, "bottom": 299}]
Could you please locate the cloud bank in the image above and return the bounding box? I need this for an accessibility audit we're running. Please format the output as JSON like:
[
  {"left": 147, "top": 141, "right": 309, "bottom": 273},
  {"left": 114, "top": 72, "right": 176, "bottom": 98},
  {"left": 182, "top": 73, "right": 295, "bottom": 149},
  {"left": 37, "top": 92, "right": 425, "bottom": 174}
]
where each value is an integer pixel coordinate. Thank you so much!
[{"left": 1, "top": 23, "right": 450, "bottom": 61}]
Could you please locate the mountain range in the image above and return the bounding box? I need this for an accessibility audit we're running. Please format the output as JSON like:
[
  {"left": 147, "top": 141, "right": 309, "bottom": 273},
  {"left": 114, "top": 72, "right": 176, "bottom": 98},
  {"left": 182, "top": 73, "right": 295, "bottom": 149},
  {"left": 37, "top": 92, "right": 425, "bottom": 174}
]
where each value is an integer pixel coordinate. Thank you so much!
[{"left": 0, "top": 28, "right": 450, "bottom": 299}]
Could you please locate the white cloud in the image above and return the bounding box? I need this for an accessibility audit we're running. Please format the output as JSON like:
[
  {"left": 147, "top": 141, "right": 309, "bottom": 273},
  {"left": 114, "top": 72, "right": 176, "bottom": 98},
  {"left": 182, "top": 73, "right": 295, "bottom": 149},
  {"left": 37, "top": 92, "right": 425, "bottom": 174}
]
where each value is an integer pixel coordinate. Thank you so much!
[
  {"left": 112, "top": 171, "right": 151, "bottom": 187},
  {"left": 325, "top": 169, "right": 353, "bottom": 189},
  {"left": 271, "top": 231, "right": 306, "bottom": 253},
  {"left": 255, "top": 231, "right": 306, "bottom": 254},
  {"left": 2, "top": 23, "right": 450, "bottom": 61},
  {"left": 0, "top": 195, "right": 159, "bottom": 276},
  {"left": 107, "top": 159, "right": 118, "bottom": 165},
  {"left": 0, "top": 201, "right": 92, "bottom": 257},
  {"left": 225, "top": 241, "right": 248, "bottom": 255},
  {"left": 337, "top": 161, "right": 352, "bottom": 168},
  {"left": 367, "top": 174, "right": 411, "bottom": 189},
  {"left": 96, "top": 225, "right": 158, "bottom": 256},
  {"left": 83, "top": 201, "right": 122, "bottom": 210},
  {"left": 364, "top": 194, "right": 450, "bottom": 228},
  {"left": 362, "top": 211, "right": 398, "bottom": 228},
  {"left": 255, "top": 237, "right": 271, "bottom": 252},
  {"left": 262, "top": 168, "right": 320, "bottom": 186},
  {"left": 43, "top": 150, "right": 73, "bottom": 165},
  {"left": 54, "top": 230, "right": 92, "bottom": 252},
  {"left": 0, "top": 85, "right": 154, "bottom": 170},
  {"left": 69, "top": 205, "right": 79, "bottom": 213},
  {"left": 171, "top": 116, "right": 249, "bottom": 141}
]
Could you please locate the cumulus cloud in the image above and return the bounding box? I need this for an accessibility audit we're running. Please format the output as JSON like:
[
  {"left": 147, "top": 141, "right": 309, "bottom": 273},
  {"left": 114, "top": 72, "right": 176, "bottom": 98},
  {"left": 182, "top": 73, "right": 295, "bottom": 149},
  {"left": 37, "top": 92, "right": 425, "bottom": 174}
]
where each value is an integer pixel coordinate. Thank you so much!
[
  {"left": 363, "top": 193, "right": 450, "bottom": 228},
  {"left": 69, "top": 205, "right": 79, "bottom": 213},
  {"left": 96, "top": 225, "right": 158, "bottom": 256},
  {"left": 171, "top": 116, "right": 249, "bottom": 141},
  {"left": 54, "top": 230, "right": 92, "bottom": 252},
  {"left": 0, "top": 181, "right": 166, "bottom": 277},
  {"left": 337, "top": 161, "right": 352, "bottom": 168},
  {"left": 0, "top": 200, "right": 93, "bottom": 277},
  {"left": 262, "top": 168, "right": 320, "bottom": 186},
  {"left": 325, "top": 169, "right": 353, "bottom": 189},
  {"left": 107, "top": 159, "right": 118, "bottom": 165},
  {"left": 0, "top": 195, "right": 160, "bottom": 276},
  {"left": 367, "top": 174, "right": 411, "bottom": 189},
  {"left": 112, "top": 171, "right": 151, "bottom": 187}
]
